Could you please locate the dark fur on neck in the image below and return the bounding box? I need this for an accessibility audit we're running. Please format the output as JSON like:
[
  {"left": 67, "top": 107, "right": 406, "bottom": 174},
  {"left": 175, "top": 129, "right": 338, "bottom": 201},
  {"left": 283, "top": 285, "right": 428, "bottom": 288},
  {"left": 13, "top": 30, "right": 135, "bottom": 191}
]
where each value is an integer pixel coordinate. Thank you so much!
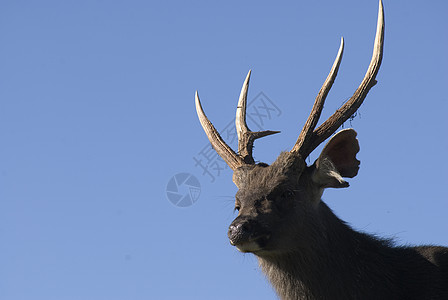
[{"left": 257, "top": 202, "right": 448, "bottom": 300}]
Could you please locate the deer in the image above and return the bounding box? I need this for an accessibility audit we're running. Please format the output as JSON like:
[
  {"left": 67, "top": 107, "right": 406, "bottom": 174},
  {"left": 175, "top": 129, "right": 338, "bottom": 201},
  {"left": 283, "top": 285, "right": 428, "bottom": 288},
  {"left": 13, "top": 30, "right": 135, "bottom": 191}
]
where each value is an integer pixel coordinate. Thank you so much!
[{"left": 194, "top": 1, "right": 448, "bottom": 299}]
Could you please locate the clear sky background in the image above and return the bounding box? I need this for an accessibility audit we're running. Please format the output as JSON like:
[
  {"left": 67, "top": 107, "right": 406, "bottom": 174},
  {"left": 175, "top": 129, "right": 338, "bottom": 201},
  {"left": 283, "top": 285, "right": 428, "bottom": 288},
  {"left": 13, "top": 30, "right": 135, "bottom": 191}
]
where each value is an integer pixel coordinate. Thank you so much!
[{"left": 1, "top": 1, "right": 447, "bottom": 299}]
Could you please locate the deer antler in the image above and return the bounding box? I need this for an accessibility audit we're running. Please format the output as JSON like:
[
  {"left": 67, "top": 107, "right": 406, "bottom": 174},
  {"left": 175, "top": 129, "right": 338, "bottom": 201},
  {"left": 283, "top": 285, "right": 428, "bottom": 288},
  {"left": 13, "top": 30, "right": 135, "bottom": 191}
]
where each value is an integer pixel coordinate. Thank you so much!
[
  {"left": 195, "top": 91, "right": 244, "bottom": 170},
  {"left": 196, "top": 0, "right": 384, "bottom": 170},
  {"left": 195, "top": 72, "right": 279, "bottom": 170},
  {"left": 236, "top": 70, "right": 280, "bottom": 164},
  {"left": 291, "top": 37, "right": 345, "bottom": 157},
  {"left": 291, "top": 0, "right": 384, "bottom": 158}
]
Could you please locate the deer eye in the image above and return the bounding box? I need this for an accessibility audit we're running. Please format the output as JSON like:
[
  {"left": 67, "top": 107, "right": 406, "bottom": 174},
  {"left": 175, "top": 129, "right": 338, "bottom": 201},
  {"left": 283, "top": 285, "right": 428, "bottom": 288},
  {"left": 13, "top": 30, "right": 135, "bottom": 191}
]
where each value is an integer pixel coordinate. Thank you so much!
[
  {"left": 234, "top": 200, "right": 241, "bottom": 212},
  {"left": 281, "top": 190, "right": 295, "bottom": 198}
]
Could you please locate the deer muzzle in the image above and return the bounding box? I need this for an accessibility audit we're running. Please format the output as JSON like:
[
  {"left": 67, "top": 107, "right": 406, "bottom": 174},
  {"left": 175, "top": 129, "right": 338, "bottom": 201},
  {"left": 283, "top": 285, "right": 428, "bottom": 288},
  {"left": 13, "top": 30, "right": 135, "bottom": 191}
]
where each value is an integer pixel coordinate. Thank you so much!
[{"left": 228, "top": 219, "right": 270, "bottom": 253}]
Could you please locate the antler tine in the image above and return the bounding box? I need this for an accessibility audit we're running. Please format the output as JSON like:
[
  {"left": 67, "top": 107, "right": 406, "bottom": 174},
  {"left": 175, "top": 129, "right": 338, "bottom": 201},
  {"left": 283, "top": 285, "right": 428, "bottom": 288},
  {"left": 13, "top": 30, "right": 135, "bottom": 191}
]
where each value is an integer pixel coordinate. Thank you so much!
[
  {"left": 291, "top": 37, "right": 344, "bottom": 156},
  {"left": 236, "top": 70, "right": 280, "bottom": 164},
  {"left": 235, "top": 70, "right": 252, "bottom": 139},
  {"left": 294, "top": 0, "right": 384, "bottom": 158},
  {"left": 195, "top": 91, "right": 244, "bottom": 170}
]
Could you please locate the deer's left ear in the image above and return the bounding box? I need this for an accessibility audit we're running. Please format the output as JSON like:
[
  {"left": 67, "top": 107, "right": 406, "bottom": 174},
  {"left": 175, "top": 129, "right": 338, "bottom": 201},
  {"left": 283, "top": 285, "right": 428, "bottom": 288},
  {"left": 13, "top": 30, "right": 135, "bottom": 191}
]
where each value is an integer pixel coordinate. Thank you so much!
[{"left": 312, "top": 129, "right": 360, "bottom": 188}]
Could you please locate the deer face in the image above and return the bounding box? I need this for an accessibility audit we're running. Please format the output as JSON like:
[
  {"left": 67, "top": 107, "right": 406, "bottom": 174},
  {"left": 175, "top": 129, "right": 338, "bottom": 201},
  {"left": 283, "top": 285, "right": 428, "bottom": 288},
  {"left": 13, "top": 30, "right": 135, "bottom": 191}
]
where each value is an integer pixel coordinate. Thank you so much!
[
  {"left": 228, "top": 130, "right": 360, "bottom": 255},
  {"left": 228, "top": 159, "right": 311, "bottom": 254}
]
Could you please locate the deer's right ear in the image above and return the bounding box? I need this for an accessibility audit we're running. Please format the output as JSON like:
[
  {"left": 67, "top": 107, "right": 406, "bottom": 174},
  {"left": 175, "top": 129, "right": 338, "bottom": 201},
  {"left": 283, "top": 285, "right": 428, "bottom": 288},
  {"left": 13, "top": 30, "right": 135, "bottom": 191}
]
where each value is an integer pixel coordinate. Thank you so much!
[{"left": 312, "top": 129, "right": 360, "bottom": 189}]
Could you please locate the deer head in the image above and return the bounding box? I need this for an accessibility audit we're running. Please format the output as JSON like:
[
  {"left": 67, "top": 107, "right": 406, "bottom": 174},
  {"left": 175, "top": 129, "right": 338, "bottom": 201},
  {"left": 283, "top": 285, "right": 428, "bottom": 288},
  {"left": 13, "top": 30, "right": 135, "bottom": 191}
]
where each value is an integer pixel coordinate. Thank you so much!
[{"left": 195, "top": 1, "right": 384, "bottom": 256}]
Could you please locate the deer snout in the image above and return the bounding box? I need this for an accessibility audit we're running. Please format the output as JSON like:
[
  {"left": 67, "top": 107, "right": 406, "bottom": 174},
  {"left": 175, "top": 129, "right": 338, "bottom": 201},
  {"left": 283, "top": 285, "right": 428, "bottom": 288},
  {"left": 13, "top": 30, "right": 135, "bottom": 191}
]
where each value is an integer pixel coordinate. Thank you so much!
[
  {"left": 228, "top": 222, "right": 251, "bottom": 246},
  {"left": 228, "top": 219, "right": 270, "bottom": 253}
]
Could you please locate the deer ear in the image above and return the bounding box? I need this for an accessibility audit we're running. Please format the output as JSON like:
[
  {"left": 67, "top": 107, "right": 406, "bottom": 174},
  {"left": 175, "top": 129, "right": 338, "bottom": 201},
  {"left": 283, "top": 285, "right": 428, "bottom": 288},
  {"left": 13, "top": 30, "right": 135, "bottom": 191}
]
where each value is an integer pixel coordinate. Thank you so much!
[{"left": 312, "top": 129, "right": 360, "bottom": 189}]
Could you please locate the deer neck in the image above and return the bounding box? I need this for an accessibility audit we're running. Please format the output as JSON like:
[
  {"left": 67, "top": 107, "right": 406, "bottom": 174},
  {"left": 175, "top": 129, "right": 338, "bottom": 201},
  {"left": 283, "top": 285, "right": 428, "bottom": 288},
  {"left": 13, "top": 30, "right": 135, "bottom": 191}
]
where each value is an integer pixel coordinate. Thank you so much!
[{"left": 257, "top": 202, "right": 371, "bottom": 300}]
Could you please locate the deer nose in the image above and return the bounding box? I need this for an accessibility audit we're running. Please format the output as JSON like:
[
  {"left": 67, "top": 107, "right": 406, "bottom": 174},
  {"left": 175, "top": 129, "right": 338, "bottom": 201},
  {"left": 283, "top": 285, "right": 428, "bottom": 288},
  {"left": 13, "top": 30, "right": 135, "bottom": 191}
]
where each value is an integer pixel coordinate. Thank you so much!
[{"left": 228, "top": 222, "right": 251, "bottom": 246}]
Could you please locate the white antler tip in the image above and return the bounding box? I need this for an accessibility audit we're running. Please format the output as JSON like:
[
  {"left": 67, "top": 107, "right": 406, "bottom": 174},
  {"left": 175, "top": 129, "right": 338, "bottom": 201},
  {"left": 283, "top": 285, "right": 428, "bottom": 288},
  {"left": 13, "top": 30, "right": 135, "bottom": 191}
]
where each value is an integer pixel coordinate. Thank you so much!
[
  {"left": 245, "top": 70, "right": 252, "bottom": 82},
  {"left": 194, "top": 91, "right": 199, "bottom": 102}
]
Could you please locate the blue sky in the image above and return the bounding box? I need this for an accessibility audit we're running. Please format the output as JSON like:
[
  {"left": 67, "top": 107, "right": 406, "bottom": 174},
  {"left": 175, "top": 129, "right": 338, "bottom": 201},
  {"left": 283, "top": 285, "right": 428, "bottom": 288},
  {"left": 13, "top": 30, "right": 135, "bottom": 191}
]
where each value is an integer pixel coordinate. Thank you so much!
[{"left": 1, "top": 0, "right": 447, "bottom": 299}]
